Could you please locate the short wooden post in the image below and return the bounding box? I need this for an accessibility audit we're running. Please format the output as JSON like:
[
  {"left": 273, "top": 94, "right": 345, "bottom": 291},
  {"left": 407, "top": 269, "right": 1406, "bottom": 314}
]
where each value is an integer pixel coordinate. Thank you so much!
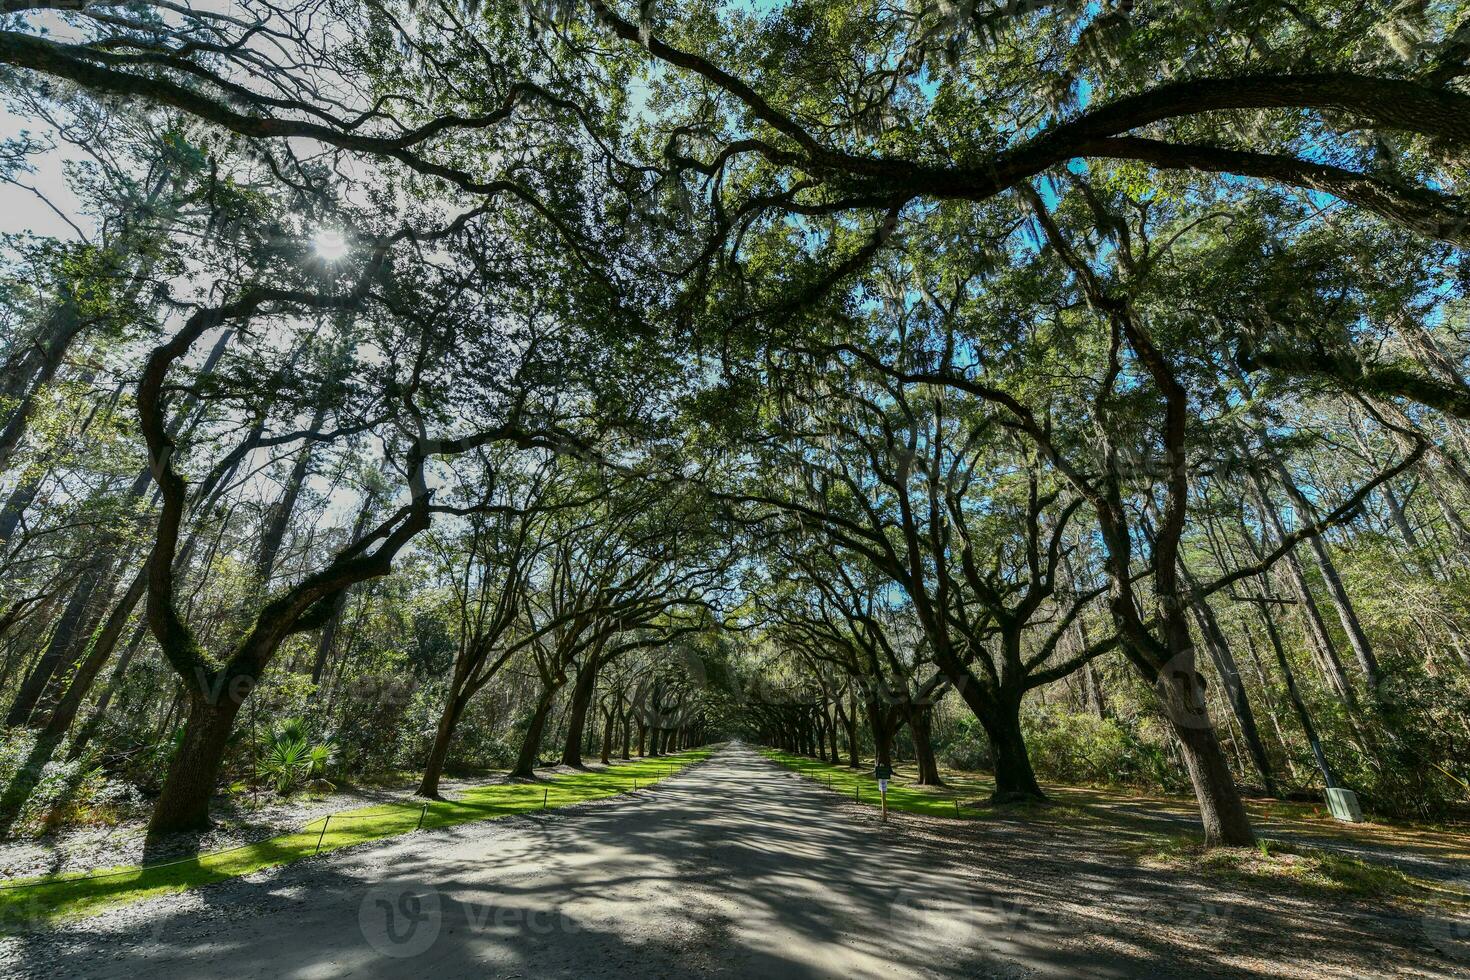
[
  {"left": 314, "top": 815, "right": 331, "bottom": 854},
  {"left": 543, "top": 788, "right": 548, "bottom": 810},
  {"left": 417, "top": 803, "right": 428, "bottom": 831}
]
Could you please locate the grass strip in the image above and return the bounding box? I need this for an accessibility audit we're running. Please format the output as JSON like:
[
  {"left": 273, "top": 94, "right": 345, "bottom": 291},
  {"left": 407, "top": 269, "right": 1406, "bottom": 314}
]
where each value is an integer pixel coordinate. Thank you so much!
[
  {"left": 758, "top": 748, "right": 978, "bottom": 819},
  {"left": 0, "top": 748, "right": 712, "bottom": 928},
  {"left": 764, "top": 749, "right": 1462, "bottom": 907}
]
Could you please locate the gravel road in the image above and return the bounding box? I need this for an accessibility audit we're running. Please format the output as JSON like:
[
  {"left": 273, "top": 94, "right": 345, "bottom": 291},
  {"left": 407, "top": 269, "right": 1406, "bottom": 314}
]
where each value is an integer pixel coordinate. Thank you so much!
[{"left": 1, "top": 743, "right": 1463, "bottom": 978}]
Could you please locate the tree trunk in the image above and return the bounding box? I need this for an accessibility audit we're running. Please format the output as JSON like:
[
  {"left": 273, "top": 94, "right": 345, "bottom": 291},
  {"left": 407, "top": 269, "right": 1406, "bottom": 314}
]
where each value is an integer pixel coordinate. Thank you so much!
[
  {"left": 908, "top": 703, "right": 943, "bottom": 786},
  {"left": 417, "top": 690, "right": 466, "bottom": 798},
  {"left": 6, "top": 559, "right": 110, "bottom": 726},
  {"left": 146, "top": 691, "right": 245, "bottom": 836},
  {"left": 1188, "top": 597, "right": 1279, "bottom": 796},
  {"left": 0, "top": 468, "right": 42, "bottom": 544},
  {"left": 1155, "top": 667, "right": 1256, "bottom": 847},
  {"left": 40, "top": 567, "right": 147, "bottom": 740},
  {"left": 1249, "top": 477, "right": 1358, "bottom": 705},
  {"left": 599, "top": 706, "right": 615, "bottom": 765},
  {"left": 864, "top": 696, "right": 894, "bottom": 769},
  {"left": 1082, "top": 660, "right": 1108, "bottom": 719},
  {"left": 559, "top": 653, "right": 601, "bottom": 768},
  {"left": 67, "top": 623, "right": 147, "bottom": 759},
  {"left": 978, "top": 698, "right": 1044, "bottom": 803},
  {"left": 0, "top": 300, "right": 84, "bottom": 473},
  {"left": 1272, "top": 462, "right": 1381, "bottom": 685},
  {"left": 254, "top": 404, "right": 327, "bottom": 584},
  {"left": 842, "top": 690, "right": 860, "bottom": 766},
  {"left": 935, "top": 652, "right": 1044, "bottom": 802},
  {"left": 512, "top": 689, "right": 557, "bottom": 778},
  {"left": 1259, "top": 604, "right": 1338, "bottom": 789}
]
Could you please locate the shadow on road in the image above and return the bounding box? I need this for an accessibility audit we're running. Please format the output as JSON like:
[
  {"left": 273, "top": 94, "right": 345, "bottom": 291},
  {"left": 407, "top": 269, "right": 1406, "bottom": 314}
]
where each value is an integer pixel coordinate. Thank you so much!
[{"left": 5, "top": 743, "right": 1461, "bottom": 979}]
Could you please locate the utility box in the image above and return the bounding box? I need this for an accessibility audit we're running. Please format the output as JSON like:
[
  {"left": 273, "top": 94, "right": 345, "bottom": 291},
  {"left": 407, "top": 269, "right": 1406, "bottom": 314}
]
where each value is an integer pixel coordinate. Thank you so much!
[{"left": 1326, "top": 787, "right": 1363, "bottom": 823}]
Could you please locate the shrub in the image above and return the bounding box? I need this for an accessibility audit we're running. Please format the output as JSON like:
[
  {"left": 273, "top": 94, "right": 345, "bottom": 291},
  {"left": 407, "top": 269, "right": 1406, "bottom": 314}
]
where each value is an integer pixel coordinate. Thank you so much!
[
  {"left": 0, "top": 733, "right": 144, "bottom": 836},
  {"left": 256, "top": 721, "right": 335, "bottom": 795},
  {"left": 1021, "top": 707, "right": 1173, "bottom": 789},
  {"left": 939, "top": 734, "right": 992, "bottom": 772}
]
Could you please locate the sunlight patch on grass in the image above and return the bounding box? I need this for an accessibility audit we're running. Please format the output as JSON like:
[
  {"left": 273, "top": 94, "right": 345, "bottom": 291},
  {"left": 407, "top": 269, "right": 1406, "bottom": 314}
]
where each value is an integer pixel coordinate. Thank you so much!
[
  {"left": 760, "top": 748, "right": 976, "bottom": 820},
  {"left": 760, "top": 748, "right": 1098, "bottom": 825},
  {"left": 1125, "top": 834, "right": 1444, "bottom": 903},
  {"left": 0, "top": 748, "right": 712, "bottom": 929}
]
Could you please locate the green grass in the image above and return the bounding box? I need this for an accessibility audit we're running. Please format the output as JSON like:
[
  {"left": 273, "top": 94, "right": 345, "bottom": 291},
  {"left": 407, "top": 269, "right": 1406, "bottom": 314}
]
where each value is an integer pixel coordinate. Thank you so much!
[
  {"left": 765, "top": 748, "right": 1467, "bottom": 908},
  {"left": 760, "top": 748, "right": 1099, "bottom": 824},
  {"left": 760, "top": 748, "right": 984, "bottom": 819},
  {"left": 1124, "top": 833, "right": 1446, "bottom": 902},
  {"left": 0, "top": 748, "right": 712, "bottom": 929}
]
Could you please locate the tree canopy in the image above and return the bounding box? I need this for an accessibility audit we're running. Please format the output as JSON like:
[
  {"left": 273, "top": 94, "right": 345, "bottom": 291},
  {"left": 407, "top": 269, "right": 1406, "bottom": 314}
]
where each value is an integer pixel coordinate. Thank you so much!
[{"left": 0, "top": 0, "right": 1467, "bottom": 852}]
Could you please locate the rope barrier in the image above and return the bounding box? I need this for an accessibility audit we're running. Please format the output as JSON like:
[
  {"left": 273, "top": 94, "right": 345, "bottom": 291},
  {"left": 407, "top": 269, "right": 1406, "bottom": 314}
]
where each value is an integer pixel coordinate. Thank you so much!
[
  {"left": 0, "top": 754, "right": 704, "bottom": 892},
  {"left": 0, "top": 836, "right": 270, "bottom": 889}
]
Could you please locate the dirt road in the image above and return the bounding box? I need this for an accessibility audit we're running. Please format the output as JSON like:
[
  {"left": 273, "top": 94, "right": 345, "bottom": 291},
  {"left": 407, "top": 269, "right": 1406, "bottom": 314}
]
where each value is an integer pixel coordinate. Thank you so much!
[{"left": 4, "top": 743, "right": 1461, "bottom": 978}]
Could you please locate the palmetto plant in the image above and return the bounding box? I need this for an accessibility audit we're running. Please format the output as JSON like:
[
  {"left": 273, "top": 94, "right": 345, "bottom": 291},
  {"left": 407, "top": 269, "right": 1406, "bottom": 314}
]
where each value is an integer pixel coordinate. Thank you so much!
[
  {"left": 306, "top": 743, "right": 336, "bottom": 780},
  {"left": 260, "top": 735, "right": 311, "bottom": 795},
  {"left": 258, "top": 720, "right": 334, "bottom": 795}
]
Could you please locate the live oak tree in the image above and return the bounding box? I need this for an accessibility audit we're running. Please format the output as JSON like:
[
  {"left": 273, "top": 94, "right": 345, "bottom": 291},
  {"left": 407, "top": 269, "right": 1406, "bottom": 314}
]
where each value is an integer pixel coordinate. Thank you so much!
[
  {"left": 137, "top": 197, "right": 597, "bottom": 833},
  {"left": 1, "top": 0, "right": 1468, "bottom": 852}
]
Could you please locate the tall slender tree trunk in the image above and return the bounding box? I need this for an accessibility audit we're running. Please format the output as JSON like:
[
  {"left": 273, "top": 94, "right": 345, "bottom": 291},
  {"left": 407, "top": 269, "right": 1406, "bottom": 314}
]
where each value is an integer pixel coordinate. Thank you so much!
[
  {"left": 1238, "top": 628, "right": 1300, "bottom": 783},
  {"left": 512, "top": 687, "right": 558, "bottom": 778},
  {"left": 1082, "top": 660, "right": 1108, "bottom": 719},
  {"left": 66, "top": 623, "right": 146, "bottom": 759},
  {"left": 559, "top": 652, "right": 601, "bottom": 768},
  {"left": 309, "top": 498, "right": 375, "bottom": 685},
  {"left": 1250, "top": 481, "right": 1358, "bottom": 706},
  {"left": 0, "top": 467, "right": 44, "bottom": 545},
  {"left": 5, "top": 558, "right": 112, "bottom": 726},
  {"left": 599, "top": 705, "right": 615, "bottom": 765},
  {"left": 417, "top": 689, "right": 468, "bottom": 798},
  {"left": 1271, "top": 461, "right": 1381, "bottom": 685},
  {"left": 254, "top": 404, "right": 327, "bottom": 585},
  {"left": 0, "top": 300, "right": 84, "bottom": 473},
  {"left": 1188, "top": 596, "right": 1279, "bottom": 796},
  {"left": 1258, "top": 603, "right": 1338, "bottom": 790},
  {"left": 40, "top": 568, "right": 147, "bottom": 740}
]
